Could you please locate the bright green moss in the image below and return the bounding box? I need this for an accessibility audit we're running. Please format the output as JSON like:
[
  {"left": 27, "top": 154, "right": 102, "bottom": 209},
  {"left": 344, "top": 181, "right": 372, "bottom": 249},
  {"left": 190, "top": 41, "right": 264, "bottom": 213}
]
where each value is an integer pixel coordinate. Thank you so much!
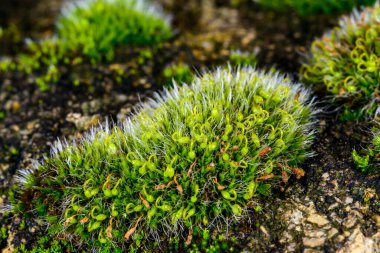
[
  {"left": 0, "top": 225, "right": 7, "bottom": 246},
  {"left": 15, "top": 67, "right": 315, "bottom": 250},
  {"left": 162, "top": 63, "right": 194, "bottom": 86},
  {"left": 301, "top": 4, "right": 380, "bottom": 120},
  {"left": 353, "top": 130, "right": 380, "bottom": 173},
  {"left": 57, "top": 0, "right": 172, "bottom": 62},
  {"left": 188, "top": 229, "right": 237, "bottom": 253},
  {"left": 229, "top": 50, "right": 257, "bottom": 68},
  {"left": 13, "top": 236, "right": 73, "bottom": 253},
  {"left": 0, "top": 0, "right": 171, "bottom": 91},
  {"left": 256, "top": 0, "right": 376, "bottom": 16}
]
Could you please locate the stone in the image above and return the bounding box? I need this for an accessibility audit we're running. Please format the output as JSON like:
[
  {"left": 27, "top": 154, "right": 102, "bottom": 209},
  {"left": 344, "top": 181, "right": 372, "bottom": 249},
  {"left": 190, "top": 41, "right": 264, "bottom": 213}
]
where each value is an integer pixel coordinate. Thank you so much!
[
  {"left": 328, "top": 228, "right": 339, "bottom": 239},
  {"left": 304, "top": 249, "right": 323, "bottom": 253},
  {"left": 328, "top": 203, "right": 339, "bottom": 210},
  {"left": 343, "top": 212, "right": 358, "bottom": 229},
  {"left": 303, "top": 237, "right": 326, "bottom": 248},
  {"left": 345, "top": 196, "right": 353, "bottom": 205},
  {"left": 0, "top": 163, "right": 10, "bottom": 173},
  {"left": 307, "top": 214, "right": 329, "bottom": 227},
  {"left": 305, "top": 230, "right": 325, "bottom": 238},
  {"left": 335, "top": 235, "right": 345, "bottom": 243},
  {"left": 337, "top": 228, "right": 375, "bottom": 253},
  {"left": 259, "top": 225, "right": 270, "bottom": 238},
  {"left": 114, "top": 94, "right": 128, "bottom": 104},
  {"left": 81, "top": 99, "right": 102, "bottom": 114},
  {"left": 321, "top": 172, "right": 329, "bottom": 181},
  {"left": 4, "top": 100, "right": 21, "bottom": 113},
  {"left": 66, "top": 113, "right": 101, "bottom": 130},
  {"left": 373, "top": 215, "right": 380, "bottom": 227}
]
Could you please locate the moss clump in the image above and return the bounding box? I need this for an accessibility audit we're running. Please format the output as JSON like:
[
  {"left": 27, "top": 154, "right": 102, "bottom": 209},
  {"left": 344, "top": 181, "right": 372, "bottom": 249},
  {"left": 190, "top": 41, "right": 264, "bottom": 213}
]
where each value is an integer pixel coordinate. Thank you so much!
[
  {"left": 353, "top": 130, "right": 380, "bottom": 173},
  {"left": 256, "top": 0, "right": 375, "bottom": 16},
  {"left": 15, "top": 67, "right": 315, "bottom": 250},
  {"left": 57, "top": 0, "right": 172, "bottom": 62},
  {"left": 300, "top": 4, "right": 380, "bottom": 120},
  {"left": 0, "top": 0, "right": 171, "bottom": 91}
]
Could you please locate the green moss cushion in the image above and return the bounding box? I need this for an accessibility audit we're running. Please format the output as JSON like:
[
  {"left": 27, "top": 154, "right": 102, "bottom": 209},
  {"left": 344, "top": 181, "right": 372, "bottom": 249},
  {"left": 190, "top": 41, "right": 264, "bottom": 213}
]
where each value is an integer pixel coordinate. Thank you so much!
[
  {"left": 15, "top": 67, "right": 316, "bottom": 250},
  {"left": 301, "top": 4, "right": 380, "bottom": 120}
]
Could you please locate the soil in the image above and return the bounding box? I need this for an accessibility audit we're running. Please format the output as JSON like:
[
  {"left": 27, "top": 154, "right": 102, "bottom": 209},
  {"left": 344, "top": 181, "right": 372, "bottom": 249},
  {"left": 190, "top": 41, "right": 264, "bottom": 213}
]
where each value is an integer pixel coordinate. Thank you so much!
[{"left": 0, "top": 0, "right": 379, "bottom": 252}]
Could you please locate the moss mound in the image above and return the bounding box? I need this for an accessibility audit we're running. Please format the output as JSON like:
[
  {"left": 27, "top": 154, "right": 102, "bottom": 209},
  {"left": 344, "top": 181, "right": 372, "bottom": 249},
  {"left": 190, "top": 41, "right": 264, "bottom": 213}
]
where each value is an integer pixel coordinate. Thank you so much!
[
  {"left": 0, "top": 0, "right": 172, "bottom": 91},
  {"left": 57, "top": 0, "right": 172, "bottom": 62},
  {"left": 301, "top": 4, "right": 380, "bottom": 120},
  {"left": 14, "top": 67, "right": 316, "bottom": 250}
]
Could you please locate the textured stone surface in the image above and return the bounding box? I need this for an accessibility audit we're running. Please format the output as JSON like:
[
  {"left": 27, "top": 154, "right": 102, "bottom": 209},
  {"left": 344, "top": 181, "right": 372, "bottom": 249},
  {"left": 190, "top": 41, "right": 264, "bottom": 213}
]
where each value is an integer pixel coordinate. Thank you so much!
[{"left": 307, "top": 214, "right": 329, "bottom": 227}]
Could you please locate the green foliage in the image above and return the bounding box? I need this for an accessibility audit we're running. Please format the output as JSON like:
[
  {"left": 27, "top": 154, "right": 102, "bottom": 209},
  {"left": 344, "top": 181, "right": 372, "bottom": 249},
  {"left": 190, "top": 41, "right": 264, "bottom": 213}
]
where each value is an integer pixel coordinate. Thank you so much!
[
  {"left": 188, "top": 229, "right": 236, "bottom": 253},
  {"left": 229, "top": 51, "right": 257, "bottom": 68},
  {"left": 57, "top": 0, "right": 172, "bottom": 62},
  {"left": 353, "top": 130, "right": 380, "bottom": 173},
  {"left": 15, "top": 67, "right": 315, "bottom": 250},
  {"left": 15, "top": 38, "right": 66, "bottom": 91},
  {"left": 230, "top": 0, "right": 243, "bottom": 8},
  {"left": 0, "top": 111, "right": 5, "bottom": 121},
  {"left": 256, "top": 0, "right": 376, "bottom": 16},
  {"left": 0, "top": 24, "right": 22, "bottom": 47},
  {"left": 14, "top": 236, "right": 73, "bottom": 253},
  {"left": 0, "top": 225, "right": 8, "bottom": 245},
  {"left": 0, "top": 57, "right": 16, "bottom": 72},
  {"left": 0, "top": 215, "right": 11, "bottom": 253},
  {"left": 301, "top": 4, "right": 380, "bottom": 120},
  {"left": 0, "top": 0, "right": 171, "bottom": 90},
  {"left": 163, "top": 63, "right": 194, "bottom": 86}
]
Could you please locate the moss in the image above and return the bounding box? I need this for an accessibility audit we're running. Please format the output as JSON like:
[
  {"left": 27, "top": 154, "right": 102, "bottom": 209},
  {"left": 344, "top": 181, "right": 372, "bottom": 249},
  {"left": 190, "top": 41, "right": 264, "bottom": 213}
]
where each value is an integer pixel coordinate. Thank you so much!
[
  {"left": 57, "top": 0, "right": 172, "bottom": 63},
  {"left": 353, "top": 130, "right": 380, "bottom": 173},
  {"left": 162, "top": 63, "right": 194, "bottom": 86},
  {"left": 0, "top": 23, "right": 23, "bottom": 54},
  {"left": 0, "top": 224, "right": 8, "bottom": 247},
  {"left": 14, "top": 67, "right": 316, "bottom": 251},
  {"left": 300, "top": 4, "right": 380, "bottom": 120},
  {"left": 228, "top": 50, "right": 257, "bottom": 68},
  {"left": 14, "top": 236, "right": 73, "bottom": 253},
  {"left": 188, "top": 229, "right": 237, "bottom": 253},
  {"left": 257, "top": 0, "right": 376, "bottom": 16},
  {"left": 0, "top": 111, "right": 5, "bottom": 121},
  {"left": 0, "top": 0, "right": 172, "bottom": 91}
]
